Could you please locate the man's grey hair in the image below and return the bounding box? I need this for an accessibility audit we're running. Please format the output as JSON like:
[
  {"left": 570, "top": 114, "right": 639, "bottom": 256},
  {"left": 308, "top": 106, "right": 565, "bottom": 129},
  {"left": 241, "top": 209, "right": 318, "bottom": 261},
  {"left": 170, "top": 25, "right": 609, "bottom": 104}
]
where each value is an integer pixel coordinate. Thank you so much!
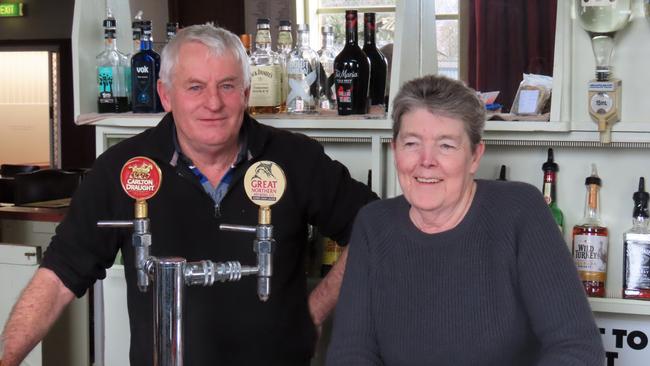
[
  {"left": 391, "top": 74, "right": 485, "bottom": 151},
  {"left": 159, "top": 24, "right": 251, "bottom": 89}
]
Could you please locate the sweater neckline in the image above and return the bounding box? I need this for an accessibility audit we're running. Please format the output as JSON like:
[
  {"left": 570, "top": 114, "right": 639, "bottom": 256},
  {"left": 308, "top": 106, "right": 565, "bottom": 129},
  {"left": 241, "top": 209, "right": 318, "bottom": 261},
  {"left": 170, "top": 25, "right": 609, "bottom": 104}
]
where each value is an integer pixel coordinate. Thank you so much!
[{"left": 399, "top": 180, "right": 483, "bottom": 243}]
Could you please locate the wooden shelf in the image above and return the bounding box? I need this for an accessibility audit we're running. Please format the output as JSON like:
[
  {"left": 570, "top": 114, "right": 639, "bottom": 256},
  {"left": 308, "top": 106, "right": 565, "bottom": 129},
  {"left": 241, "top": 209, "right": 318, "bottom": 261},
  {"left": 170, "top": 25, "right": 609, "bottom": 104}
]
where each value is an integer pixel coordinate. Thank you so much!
[{"left": 589, "top": 297, "right": 650, "bottom": 316}]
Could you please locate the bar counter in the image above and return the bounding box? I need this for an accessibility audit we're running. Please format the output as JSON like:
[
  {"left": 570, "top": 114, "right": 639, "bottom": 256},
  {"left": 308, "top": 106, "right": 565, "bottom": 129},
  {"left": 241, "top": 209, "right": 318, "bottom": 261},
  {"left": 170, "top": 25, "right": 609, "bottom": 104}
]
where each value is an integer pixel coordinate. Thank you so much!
[{"left": 0, "top": 205, "right": 67, "bottom": 222}]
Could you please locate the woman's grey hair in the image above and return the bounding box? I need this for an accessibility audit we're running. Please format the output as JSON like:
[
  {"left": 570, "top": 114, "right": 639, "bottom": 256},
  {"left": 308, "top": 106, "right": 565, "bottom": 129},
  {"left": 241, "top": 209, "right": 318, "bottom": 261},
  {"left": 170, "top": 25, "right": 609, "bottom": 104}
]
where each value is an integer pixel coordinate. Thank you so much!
[
  {"left": 391, "top": 74, "right": 485, "bottom": 151},
  {"left": 159, "top": 24, "right": 251, "bottom": 89}
]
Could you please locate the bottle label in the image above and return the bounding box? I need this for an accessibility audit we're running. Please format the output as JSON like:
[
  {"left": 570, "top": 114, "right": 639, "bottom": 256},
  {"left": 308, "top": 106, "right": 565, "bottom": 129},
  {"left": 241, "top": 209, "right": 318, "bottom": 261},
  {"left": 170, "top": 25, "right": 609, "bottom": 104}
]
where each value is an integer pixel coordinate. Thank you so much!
[
  {"left": 249, "top": 65, "right": 282, "bottom": 107},
  {"left": 335, "top": 69, "right": 359, "bottom": 107},
  {"left": 98, "top": 66, "right": 115, "bottom": 98},
  {"left": 573, "top": 234, "right": 608, "bottom": 281},
  {"left": 287, "top": 58, "right": 317, "bottom": 111},
  {"left": 625, "top": 240, "right": 650, "bottom": 290},
  {"left": 322, "top": 238, "right": 343, "bottom": 266}
]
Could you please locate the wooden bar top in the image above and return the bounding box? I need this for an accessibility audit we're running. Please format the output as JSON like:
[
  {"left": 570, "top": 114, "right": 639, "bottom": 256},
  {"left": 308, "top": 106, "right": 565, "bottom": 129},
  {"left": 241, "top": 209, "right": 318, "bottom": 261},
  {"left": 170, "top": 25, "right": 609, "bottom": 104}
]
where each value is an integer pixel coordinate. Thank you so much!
[{"left": 0, "top": 205, "right": 67, "bottom": 222}]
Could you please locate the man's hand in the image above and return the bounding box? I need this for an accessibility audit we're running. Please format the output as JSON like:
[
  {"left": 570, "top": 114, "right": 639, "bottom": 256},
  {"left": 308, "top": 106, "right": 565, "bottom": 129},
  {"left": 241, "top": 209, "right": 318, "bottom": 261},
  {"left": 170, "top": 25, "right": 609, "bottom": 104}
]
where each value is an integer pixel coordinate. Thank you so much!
[{"left": 308, "top": 247, "right": 349, "bottom": 328}]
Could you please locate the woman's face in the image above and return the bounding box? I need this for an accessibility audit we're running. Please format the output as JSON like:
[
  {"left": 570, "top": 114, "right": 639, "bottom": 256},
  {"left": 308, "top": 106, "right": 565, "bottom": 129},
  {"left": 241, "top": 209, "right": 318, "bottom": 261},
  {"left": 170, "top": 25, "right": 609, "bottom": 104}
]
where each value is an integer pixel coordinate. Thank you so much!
[{"left": 393, "top": 108, "right": 484, "bottom": 219}]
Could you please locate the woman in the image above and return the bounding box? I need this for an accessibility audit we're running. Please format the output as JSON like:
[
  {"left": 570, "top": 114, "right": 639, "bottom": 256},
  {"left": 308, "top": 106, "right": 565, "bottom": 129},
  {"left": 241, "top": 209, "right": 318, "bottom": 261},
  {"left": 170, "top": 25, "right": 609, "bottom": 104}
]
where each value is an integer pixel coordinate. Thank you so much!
[{"left": 325, "top": 75, "right": 604, "bottom": 365}]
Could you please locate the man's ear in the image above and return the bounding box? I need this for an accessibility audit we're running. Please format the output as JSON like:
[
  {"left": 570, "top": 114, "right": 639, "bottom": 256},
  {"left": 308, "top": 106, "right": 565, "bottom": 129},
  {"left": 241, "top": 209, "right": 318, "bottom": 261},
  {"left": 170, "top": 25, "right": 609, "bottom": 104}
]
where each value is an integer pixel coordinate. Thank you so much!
[{"left": 157, "top": 79, "right": 173, "bottom": 112}]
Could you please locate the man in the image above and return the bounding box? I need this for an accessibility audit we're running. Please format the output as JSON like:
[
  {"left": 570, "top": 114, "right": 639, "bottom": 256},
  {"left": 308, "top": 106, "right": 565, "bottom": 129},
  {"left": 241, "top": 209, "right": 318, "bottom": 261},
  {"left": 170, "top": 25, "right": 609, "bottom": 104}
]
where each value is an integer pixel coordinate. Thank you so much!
[{"left": 0, "top": 24, "right": 377, "bottom": 365}]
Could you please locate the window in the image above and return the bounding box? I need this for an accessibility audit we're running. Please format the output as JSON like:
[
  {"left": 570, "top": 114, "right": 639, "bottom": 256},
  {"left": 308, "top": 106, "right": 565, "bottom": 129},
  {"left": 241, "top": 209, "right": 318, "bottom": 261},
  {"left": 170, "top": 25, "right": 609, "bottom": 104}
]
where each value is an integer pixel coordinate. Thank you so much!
[
  {"left": 434, "top": 0, "right": 460, "bottom": 79},
  {"left": 297, "top": 0, "right": 460, "bottom": 78},
  {"left": 298, "top": 0, "right": 396, "bottom": 51}
]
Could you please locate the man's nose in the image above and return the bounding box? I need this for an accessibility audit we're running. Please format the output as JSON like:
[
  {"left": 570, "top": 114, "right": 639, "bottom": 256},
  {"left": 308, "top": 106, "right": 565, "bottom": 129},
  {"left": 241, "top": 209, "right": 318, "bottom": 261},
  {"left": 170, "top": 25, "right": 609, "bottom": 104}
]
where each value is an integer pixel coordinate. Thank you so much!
[{"left": 205, "top": 87, "right": 223, "bottom": 110}]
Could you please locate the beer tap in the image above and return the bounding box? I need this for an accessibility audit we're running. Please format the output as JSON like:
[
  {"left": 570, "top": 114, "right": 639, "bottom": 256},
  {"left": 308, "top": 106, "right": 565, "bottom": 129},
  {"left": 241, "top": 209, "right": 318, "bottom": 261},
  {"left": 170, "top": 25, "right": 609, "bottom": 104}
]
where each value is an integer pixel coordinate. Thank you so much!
[{"left": 97, "top": 157, "right": 286, "bottom": 366}]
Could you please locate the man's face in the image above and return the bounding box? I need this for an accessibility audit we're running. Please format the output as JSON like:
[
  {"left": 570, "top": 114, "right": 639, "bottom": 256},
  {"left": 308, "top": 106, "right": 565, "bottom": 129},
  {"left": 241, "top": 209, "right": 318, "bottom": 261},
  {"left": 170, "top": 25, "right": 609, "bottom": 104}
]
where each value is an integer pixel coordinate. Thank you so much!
[{"left": 158, "top": 42, "right": 250, "bottom": 153}]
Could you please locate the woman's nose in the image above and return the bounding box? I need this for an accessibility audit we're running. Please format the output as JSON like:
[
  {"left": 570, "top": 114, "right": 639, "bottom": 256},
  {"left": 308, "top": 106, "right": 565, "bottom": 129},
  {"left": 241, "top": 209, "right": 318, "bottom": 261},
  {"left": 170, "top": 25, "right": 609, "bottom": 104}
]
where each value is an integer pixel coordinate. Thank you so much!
[{"left": 420, "top": 146, "right": 437, "bottom": 167}]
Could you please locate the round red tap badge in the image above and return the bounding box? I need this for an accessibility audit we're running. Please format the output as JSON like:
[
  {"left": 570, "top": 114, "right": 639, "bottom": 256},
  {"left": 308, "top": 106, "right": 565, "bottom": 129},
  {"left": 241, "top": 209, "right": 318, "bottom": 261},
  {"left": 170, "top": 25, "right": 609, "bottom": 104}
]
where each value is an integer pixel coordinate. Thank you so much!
[
  {"left": 120, "top": 156, "right": 162, "bottom": 201},
  {"left": 244, "top": 161, "right": 286, "bottom": 207}
]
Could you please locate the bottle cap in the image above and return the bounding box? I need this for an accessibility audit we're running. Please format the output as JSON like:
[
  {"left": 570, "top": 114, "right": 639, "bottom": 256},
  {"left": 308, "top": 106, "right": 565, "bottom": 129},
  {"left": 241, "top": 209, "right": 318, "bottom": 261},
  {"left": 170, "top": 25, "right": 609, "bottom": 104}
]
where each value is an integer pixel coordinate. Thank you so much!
[
  {"left": 256, "top": 18, "right": 270, "bottom": 25},
  {"left": 633, "top": 177, "right": 649, "bottom": 218},
  {"left": 498, "top": 165, "right": 507, "bottom": 181},
  {"left": 297, "top": 23, "right": 309, "bottom": 32},
  {"left": 166, "top": 22, "right": 179, "bottom": 33},
  {"left": 585, "top": 163, "right": 601, "bottom": 186},
  {"left": 541, "top": 148, "right": 558, "bottom": 172},
  {"left": 322, "top": 24, "right": 334, "bottom": 34},
  {"left": 279, "top": 20, "right": 291, "bottom": 27}
]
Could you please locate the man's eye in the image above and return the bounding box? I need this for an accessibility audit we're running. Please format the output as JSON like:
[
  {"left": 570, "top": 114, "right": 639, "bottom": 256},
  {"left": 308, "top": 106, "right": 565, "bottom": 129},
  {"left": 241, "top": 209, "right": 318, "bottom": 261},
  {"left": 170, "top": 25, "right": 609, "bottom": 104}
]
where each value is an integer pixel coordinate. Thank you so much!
[
  {"left": 440, "top": 143, "right": 457, "bottom": 151},
  {"left": 188, "top": 85, "right": 202, "bottom": 92}
]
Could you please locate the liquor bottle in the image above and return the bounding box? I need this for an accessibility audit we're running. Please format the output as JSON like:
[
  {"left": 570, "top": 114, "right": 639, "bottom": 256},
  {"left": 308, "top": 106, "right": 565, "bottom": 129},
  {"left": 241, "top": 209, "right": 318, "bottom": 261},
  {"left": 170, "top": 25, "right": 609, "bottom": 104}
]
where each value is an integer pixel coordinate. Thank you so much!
[
  {"left": 166, "top": 22, "right": 179, "bottom": 42},
  {"left": 363, "top": 12, "right": 387, "bottom": 107},
  {"left": 541, "top": 148, "right": 564, "bottom": 233},
  {"left": 623, "top": 177, "right": 650, "bottom": 300},
  {"left": 240, "top": 33, "right": 252, "bottom": 56},
  {"left": 131, "top": 20, "right": 163, "bottom": 113},
  {"left": 321, "top": 237, "right": 343, "bottom": 277},
  {"left": 334, "top": 10, "right": 370, "bottom": 115},
  {"left": 96, "top": 8, "right": 130, "bottom": 113},
  {"left": 572, "top": 164, "right": 608, "bottom": 298},
  {"left": 318, "top": 24, "right": 337, "bottom": 110},
  {"left": 131, "top": 11, "right": 144, "bottom": 53},
  {"left": 249, "top": 18, "right": 282, "bottom": 114},
  {"left": 286, "top": 24, "right": 319, "bottom": 114},
  {"left": 497, "top": 165, "right": 507, "bottom": 181},
  {"left": 276, "top": 20, "right": 293, "bottom": 112}
]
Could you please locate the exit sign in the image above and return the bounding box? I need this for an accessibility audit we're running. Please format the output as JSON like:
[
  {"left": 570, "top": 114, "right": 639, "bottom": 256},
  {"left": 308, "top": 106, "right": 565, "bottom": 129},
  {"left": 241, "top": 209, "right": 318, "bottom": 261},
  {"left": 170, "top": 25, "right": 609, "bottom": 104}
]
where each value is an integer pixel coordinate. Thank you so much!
[{"left": 0, "top": 3, "right": 24, "bottom": 17}]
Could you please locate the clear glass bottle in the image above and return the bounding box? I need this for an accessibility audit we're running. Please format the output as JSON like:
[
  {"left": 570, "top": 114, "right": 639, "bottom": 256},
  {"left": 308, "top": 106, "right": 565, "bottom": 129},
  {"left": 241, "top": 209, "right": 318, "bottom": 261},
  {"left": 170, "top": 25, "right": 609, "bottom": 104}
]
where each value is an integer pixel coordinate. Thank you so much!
[
  {"left": 334, "top": 10, "right": 370, "bottom": 115},
  {"left": 286, "top": 24, "right": 319, "bottom": 114},
  {"left": 166, "top": 22, "right": 179, "bottom": 43},
  {"left": 363, "top": 12, "right": 388, "bottom": 107},
  {"left": 131, "top": 20, "right": 163, "bottom": 113},
  {"left": 131, "top": 10, "right": 144, "bottom": 54},
  {"left": 249, "top": 18, "right": 282, "bottom": 114},
  {"left": 572, "top": 164, "right": 608, "bottom": 298},
  {"left": 276, "top": 20, "right": 293, "bottom": 112},
  {"left": 96, "top": 8, "right": 130, "bottom": 113},
  {"left": 541, "top": 148, "right": 565, "bottom": 233},
  {"left": 318, "top": 24, "right": 337, "bottom": 111},
  {"left": 623, "top": 177, "right": 650, "bottom": 300}
]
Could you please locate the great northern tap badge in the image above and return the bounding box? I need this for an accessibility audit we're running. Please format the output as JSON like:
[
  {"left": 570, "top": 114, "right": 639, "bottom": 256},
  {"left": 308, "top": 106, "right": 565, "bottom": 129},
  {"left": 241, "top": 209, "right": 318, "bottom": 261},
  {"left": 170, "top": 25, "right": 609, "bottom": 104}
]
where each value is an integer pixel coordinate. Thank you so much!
[
  {"left": 244, "top": 161, "right": 286, "bottom": 207},
  {"left": 120, "top": 156, "right": 162, "bottom": 201}
]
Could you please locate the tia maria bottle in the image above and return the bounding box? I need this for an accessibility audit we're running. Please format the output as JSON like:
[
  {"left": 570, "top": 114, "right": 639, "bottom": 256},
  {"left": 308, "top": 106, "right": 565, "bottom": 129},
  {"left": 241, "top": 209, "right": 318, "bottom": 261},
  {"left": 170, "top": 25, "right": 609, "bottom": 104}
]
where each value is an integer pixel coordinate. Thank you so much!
[
  {"left": 363, "top": 12, "right": 388, "bottom": 107},
  {"left": 334, "top": 10, "right": 370, "bottom": 115}
]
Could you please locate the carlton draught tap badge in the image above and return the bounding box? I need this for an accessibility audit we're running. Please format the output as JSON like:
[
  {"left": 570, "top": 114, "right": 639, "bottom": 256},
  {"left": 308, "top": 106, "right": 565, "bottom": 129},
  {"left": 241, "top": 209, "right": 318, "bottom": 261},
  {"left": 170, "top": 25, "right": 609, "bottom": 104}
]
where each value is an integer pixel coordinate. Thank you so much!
[
  {"left": 244, "top": 161, "right": 286, "bottom": 207},
  {"left": 120, "top": 156, "right": 162, "bottom": 201}
]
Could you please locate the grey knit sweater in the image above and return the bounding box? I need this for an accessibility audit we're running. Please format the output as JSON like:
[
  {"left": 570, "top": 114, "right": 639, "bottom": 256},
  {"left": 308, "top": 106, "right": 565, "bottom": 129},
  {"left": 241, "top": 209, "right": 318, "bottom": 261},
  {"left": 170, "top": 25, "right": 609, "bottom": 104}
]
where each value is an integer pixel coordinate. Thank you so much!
[{"left": 326, "top": 180, "right": 604, "bottom": 366}]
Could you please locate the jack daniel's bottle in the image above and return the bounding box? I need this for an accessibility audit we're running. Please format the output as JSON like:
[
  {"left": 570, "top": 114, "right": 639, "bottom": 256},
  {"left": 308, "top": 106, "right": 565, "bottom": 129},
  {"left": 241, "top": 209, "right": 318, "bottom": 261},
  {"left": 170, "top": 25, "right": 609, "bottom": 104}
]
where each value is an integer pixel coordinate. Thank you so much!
[
  {"left": 131, "top": 20, "right": 162, "bottom": 113},
  {"left": 96, "top": 8, "right": 130, "bottom": 113},
  {"left": 334, "top": 10, "right": 370, "bottom": 115},
  {"left": 249, "top": 18, "right": 283, "bottom": 114}
]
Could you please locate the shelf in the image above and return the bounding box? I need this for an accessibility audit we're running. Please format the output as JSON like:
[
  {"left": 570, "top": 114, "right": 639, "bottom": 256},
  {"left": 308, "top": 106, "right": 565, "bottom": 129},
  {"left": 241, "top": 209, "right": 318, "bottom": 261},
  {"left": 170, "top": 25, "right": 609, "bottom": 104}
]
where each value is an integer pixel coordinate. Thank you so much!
[
  {"left": 78, "top": 113, "right": 165, "bottom": 127},
  {"left": 485, "top": 121, "right": 570, "bottom": 132},
  {"left": 589, "top": 297, "right": 650, "bottom": 316}
]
